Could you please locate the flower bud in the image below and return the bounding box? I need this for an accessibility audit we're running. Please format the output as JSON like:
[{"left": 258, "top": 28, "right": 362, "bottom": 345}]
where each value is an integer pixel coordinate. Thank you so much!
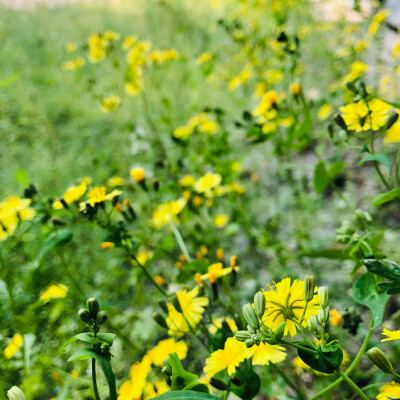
[
  {"left": 86, "top": 298, "right": 99, "bottom": 319},
  {"left": 162, "top": 358, "right": 172, "bottom": 376},
  {"left": 367, "top": 347, "right": 394, "bottom": 374},
  {"left": 130, "top": 167, "right": 145, "bottom": 183},
  {"left": 7, "top": 387, "right": 26, "bottom": 400},
  {"left": 290, "top": 82, "right": 301, "bottom": 97},
  {"left": 153, "top": 313, "right": 168, "bottom": 329},
  {"left": 101, "top": 342, "right": 110, "bottom": 356},
  {"left": 97, "top": 311, "right": 108, "bottom": 324},
  {"left": 309, "top": 315, "right": 318, "bottom": 332},
  {"left": 254, "top": 292, "right": 266, "bottom": 318},
  {"left": 235, "top": 331, "right": 252, "bottom": 342},
  {"left": 158, "top": 299, "right": 169, "bottom": 314},
  {"left": 319, "top": 286, "right": 329, "bottom": 308},
  {"left": 357, "top": 81, "right": 367, "bottom": 98},
  {"left": 334, "top": 114, "right": 347, "bottom": 131},
  {"left": 210, "top": 378, "right": 228, "bottom": 390},
  {"left": 318, "top": 306, "right": 329, "bottom": 324},
  {"left": 172, "top": 296, "right": 183, "bottom": 313},
  {"left": 78, "top": 308, "right": 91, "bottom": 323},
  {"left": 230, "top": 374, "right": 242, "bottom": 386},
  {"left": 304, "top": 275, "right": 315, "bottom": 302},
  {"left": 153, "top": 178, "right": 160, "bottom": 192},
  {"left": 386, "top": 112, "right": 399, "bottom": 130},
  {"left": 242, "top": 304, "right": 259, "bottom": 331},
  {"left": 221, "top": 319, "right": 232, "bottom": 333},
  {"left": 245, "top": 338, "right": 255, "bottom": 348},
  {"left": 273, "top": 321, "right": 287, "bottom": 342},
  {"left": 345, "top": 81, "right": 358, "bottom": 94}
]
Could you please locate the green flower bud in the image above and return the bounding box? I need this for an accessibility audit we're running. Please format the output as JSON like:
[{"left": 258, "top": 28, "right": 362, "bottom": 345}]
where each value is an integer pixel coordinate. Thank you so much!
[
  {"left": 242, "top": 303, "right": 259, "bottom": 331},
  {"left": 254, "top": 292, "right": 266, "bottom": 318},
  {"left": 153, "top": 313, "right": 168, "bottom": 329},
  {"left": 245, "top": 338, "right": 255, "bottom": 348},
  {"left": 7, "top": 387, "right": 26, "bottom": 400},
  {"left": 334, "top": 114, "right": 347, "bottom": 131},
  {"left": 158, "top": 299, "right": 169, "bottom": 314},
  {"left": 101, "top": 343, "right": 110, "bottom": 357},
  {"left": 86, "top": 298, "right": 100, "bottom": 319},
  {"left": 357, "top": 81, "right": 367, "bottom": 98},
  {"left": 210, "top": 378, "right": 228, "bottom": 390},
  {"left": 221, "top": 319, "right": 232, "bottom": 333},
  {"left": 230, "top": 375, "right": 242, "bottom": 386},
  {"left": 78, "top": 308, "right": 91, "bottom": 323},
  {"left": 273, "top": 321, "right": 287, "bottom": 342},
  {"left": 235, "top": 330, "right": 252, "bottom": 342},
  {"left": 304, "top": 275, "right": 315, "bottom": 302},
  {"left": 386, "top": 112, "right": 399, "bottom": 130},
  {"left": 97, "top": 311, "right": 108, "bottom": 325},
  {"left": 309, "top": 315, "right": 318, "bottom": 332},
  {"left": 318, "top": 306, "right": 329, "bottom": 324},
  {"left": 367, "top": 347, "right": 394, "bottom": 374},
  {"left": 172, "top": 296, "right": 183, "bottom": 313},
  {"left": 345, "top": 81, "right": 358, "bottom": 94},
  {"left": 162, "top": 358, "right": 172, "bottom": 376},
  {"left": 319, "top": 286, "right": 329, "bottom": 308}
]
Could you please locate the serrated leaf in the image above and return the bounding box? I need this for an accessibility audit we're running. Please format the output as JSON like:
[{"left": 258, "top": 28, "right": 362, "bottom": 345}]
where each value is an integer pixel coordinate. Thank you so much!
[
  {"left": 352, "top": 272, "right": 390, "bottom": 327},
  {"left": 363, "top": 259, "right": 400, "bottom": 282},
  {"left": 372, "top": 188, "right": 400, "bottom": 206},
  {"left": 151, "top": 391, "right": 220, "bottom": 400},
  {"left": 359, "top": 153, "right": 391, "bottom": 172},
  {"left": 313, "top": 160, "right": 328, "bottom": 193}
]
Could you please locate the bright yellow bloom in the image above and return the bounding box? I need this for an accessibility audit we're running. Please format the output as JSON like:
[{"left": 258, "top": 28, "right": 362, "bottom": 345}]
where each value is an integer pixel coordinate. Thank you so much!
[
  {"left": 3, "top": 334, "right": 23, "bottom": 359},
  {"left": 214, "top": 214, "right": 229, "bottom": 228},
  {"left": 329, "top": 309, "right": 343, "bottom": 326},
  {"left": 53, "top": 182, "right": 87, "bottom": 209},
  {"left": 318, "top": 103, "right": 333, "bottom": 120},
  {"left": 151, "top": 198, "right": 186, "bottom": 228},
  {"left": 136, "top": 249, "right": 153, "bottom": 265},
  {"left": 247, "top": 342, "right": 286, "bottom": 366},
  {"left": 229, "top": 68, "right": 251, "bottom": 91},
  {"left": 143, "top": 381, "right": 169, "bottom": 400},
  {"left": 209, "top": 318, "right": 238, "bottom": 334},
  {"left": 101, "top": 242, "right": 115, "bottom": 249},
  {"left": 80, "top": 187, "right": 122, "bottom": 209},
  {"left": 108, "top": 176, "right": 125, "bottom": 187},
  {"left": 252, "top": 90, "right": 279, "bottom": 118},
  {"left": 381, "top": 328, "right": 400, "bottom": 342},
  {"left": 146, "top": 339, "right": 188, "bottom": 366},
  {"left": 384, "top": 120, "right": 400, "bottom": 143},
  {"left": 122, "top": 36, "right": 138, "bottom": 50},
  {"left": 196, "top": 52, "right": 212, "bottom": 65},
  {"left": 377, "top": 382, "right": 400, "bottom": 400},
  {"left": 130, "top": 167, "right": 146, "bottom": 183},
  {"left": 173, "top": 125, "right": 194, "bottom": 140},
  {"left": 340, "top": 99, "right": 391, "bottom": 132},
  {"left": 204, "top": 337, "right": 248, "bottom": 377},
  {"left": 373, "top": 9, "right": 390, "bottom": 24},
  {"left": 193, "top": 172, "right": 222, "bottom": 194},
  {"left": 261, "top": 277, "right": 321, "bottom": 337},
  {"left": 200, "top": 262, "right": 239, "bottom": 281},
  {"left": 40, "top": 284, "right": 68, "bottom": 303},
  {"left": 342, "top": 61, "right": 368, "bottom": 83},
  {"left": 101, "top": 95, "right": 121, "bottom": 113},
  {"left": 103, "top": 31, "right": 120, "bottom": 41},
  {"left": 62, "top": 57, "right": 85, "bottom": 71},
  {"left": 290, "top": 82, "right": 301, "bottom": 97},
  {"left": 178, "top": 174, "right": 196, "bottom": 187},
  {"left": 166, "top": 287, "right": 209, "bottom": 335}
]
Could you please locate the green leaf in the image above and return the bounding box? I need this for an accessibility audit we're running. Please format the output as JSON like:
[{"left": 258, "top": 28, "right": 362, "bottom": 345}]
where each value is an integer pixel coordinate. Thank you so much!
[
  {"left": 297, "top": 345, "right": 343, "bottom": 374},
  {"left": 359, "top": 153, "right": 391, "bottom": 172},
  {"left": 300, "top": 247, "right": 351, "bottom": 260},
  {"left": 15, "top": 170, "right": 29, "bottom": 187},
  {"left": 352, "top": 272, "right": 390, "bottom": 327},
  {"left": 379, "top": 98, "right": 400, "bottom": 109},
  {"left": 372, "top": 188, "right": 400, "bottom": 206},
  {"left": 231, "top": 369, "right": 261, "bottom": 399},
  {"left": 97, "top": 332, "right": 116, "bottom": 345},
  {"left": 363, "top": 259, "right": 400, "bottom": 282},
  {"left": 151, "top": 391, "right": 220, "bottom": 400},
  {"left": 313, "top": 160, "right": 328, "bottom": 193},
  {"left": 169, "top": 353, "right": 199, "bottom": 391},
  {"left": 60, "top": 336, "right": 79, "bottom": 353},
  {"left": 328, "top": 161, "right": 345, "bottom": 179},
  {"left": 68, "top": 348, "right": 116, "bottom": 400}
]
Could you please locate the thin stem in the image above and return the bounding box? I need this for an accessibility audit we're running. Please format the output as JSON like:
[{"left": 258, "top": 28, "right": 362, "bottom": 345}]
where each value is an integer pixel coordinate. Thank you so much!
[
  {"left": 92, "top": 358, "right": 101, "bottom": 400},
  {"left": 339, "top": 369, "right": 370, "bottom": 400},
  {"left": 309, "top": 318, "right": 374, "bottom": 400},
  {"left": 396, "top": 147, "right": 400, "bottom": 187},
  {"left": 272, "top": 364, "right": 307, "bottom": 400},
  {"left": 169, "top": 222, "right": 192, "bottom": 262}
]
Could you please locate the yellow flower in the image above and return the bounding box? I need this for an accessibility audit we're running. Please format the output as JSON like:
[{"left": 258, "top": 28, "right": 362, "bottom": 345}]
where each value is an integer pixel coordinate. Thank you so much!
[
  {"left": 197, "top": 52, "right": 212, "bottom": 65},
  {"left": 209, "top": 318, "right": 238, "bottom": 334},
  {"left": 143, "top": 381, "right": 170, "bottom": 400},
  {"left": 166, "top": 287, "right": 209, "bottom": 335},
  {"left": 53, "top": 182, "right": 87, "bottom": 209},
  {"left": 122, "top": 36, "right": 138, "bottom": 50},
  {"left": 136, "top": 249, "right": 153, "bottom": 265},
  {"left": 108, "top": 176, "right": 125, "bottom": 187},
  {"left": 214, "top": 214, "right": 229, "bottom": 228},
  {"left": 339, "top": 99, "right": 391, "bottom": 132},
  {"left": 173, "top": 125, "right": 193, "bottom": 140},
  {"left": 148, "top": 49, "right": 179, "bottom": 64},
  {"left": 80, "top": 186, "right": 122, "bottom": 208},
  {"left": 342, "top": 61, "right": 368, "bottom": 84},
  {"left": 40, "top": 284, "right": 68, "bottom": 303},
  {"left": 252, "top": 90, "right": 279, "bottom": 118},
  {"left": 193, "top": 172, "right": 222, "bottom": 194},
  {"left": 151, "top": 198, "right": 186, "bottom": 228},
  {"left": 3, "top": 334, "right": 23, "bottom": 359},
  {"left": 130, "top": 167, "right": 146, "bottom": 183},
  {"left": 377, "top": 382, "right": 400, "bottom": 400},
  {"left": 62, "top": 57, "right": 85, "bottom": 71},
  {"left": 204, "top": 337, "right": 248, "bottom": 377},
  {"left": 200, "top": 262, "right": 239, "bottom": 282},
  {"left": 247, "top": 342, "right": 286, "bottom": 366},
  {"left": 101, "top": 95, "right": 121, "bottom": 113},
  {"left": 318, "top": 104, "right": 333, "bottom": 120},
  {"left": 103, "top": 30, "right": 120, "bottom": 41},
  {"left": 290, "top": 82, "right": 301, "bottom": 97},
  {"left": 101, "top": 242, "right": 115, "bottom": 249},
  {"left": 146, "top": 339, "right": 188, "bottom": 366},
  {"left": 384, "top": 120, "right": 400, "bottom": 143},
  {"left": 329, "top": 309, "right": 343, "bottom": 326},
  {"left": 178, "top": 174, "right": 196, "bottom": 187},
  {"left": 381, "top": 328, "right": 400, "bottom": 342},
  {"left": 261, "top": 277, "right": 321, "bottom": 337},
  {"left": 264, "top": 69, "right": 283, "bottom": 84},
  {"left": 64, "top": 42, "right": 77, "bottom": 53},
  {"left": 373, "top": 9, "right": 390, "bottom": 24},
  {"left": 229, "top": 68, "right": 251, "bottom": 91}
]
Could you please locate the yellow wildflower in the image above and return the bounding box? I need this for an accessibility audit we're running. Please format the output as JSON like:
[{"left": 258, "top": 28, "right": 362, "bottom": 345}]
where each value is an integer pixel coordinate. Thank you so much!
[
  {"left": 53, "top": 182, "right": 87, "bottom": 209},
  {"left": 146, "top": 338, "right": 188, "bottom": 366},
  {"left": 173, "top": 125, "right": 194, "bottom": 140},
  {"left": 108, "top": 176, "right": 125, "bottom": 187},
  {"left": 151, "top": 198, "right": 186, "bottom": 228},
  {"left": 193, "top": 172, "right": 222, "bottom": 194},
  {"left": 197, "top": 52, "right": 212, "bottom": 65},
  {"left": 143, "top": 381, "right": 169, "bottom": 400},
  {"left": 101, "top": 242, "right": 115, "bottom": 249},
  {"left": 136, "top": 249, "right": 153, "bottom": 265},
  {"left": 122, "top": 36, "right": 137, "bottom": 50},
  {"left": 130, "top": 167, "right": 146, "bottom": 183},
  {"left": 178, "top": 174, "right": 196, "bottom": 187},
  {"left": 318, "top": 103, "right": 333, "bottom": 120},
  {"left": 209, "top": 318, "right": 238, "bottom": 334},
  {"left": 101, "top": 95, "right": 121, "bottom": 113},
  {"left": 252, "top": 90, "right": 279, "bottom": 118},
  {"left": 377, "top": 382, "right": 400, "bottom": 400},
  {"left": 200, "top": 262, "right": 239, "bottom": 281},
  {"left": 3, "top": 334, "right": 23, "bottom": 359},
  {"left": 40, "top": 284, "right": 68, "bottom": 303},
  {"left": 80, "top": 186, "right": 122, "bottom": 209},
  {"left": 229, "top": 68, "right": 251, "bottom": 91},
  {"left": 103, "top": 31, "right": 120, "bottom": 41},
  {"left": 214, "top": 214, "right": 229, "bottom": 228},
  {"left": 247, "top": 342, "right": 286, "bottom": 366},
  {"left": 381, "top": 328, "right": 400, "bottom": 342},
  {"left": 64, "top": 42, "right": 77, "bottom": 53},
  {"left": 329, "top": 309, "right": 343, "bottom": 326},
  {"left": 384, "top": 119, "right": 400, "bottom": 143},
  {"left": 61, "top": 57, "right": 85, "bottom": 71},
  {"left": 290, "top": 82, "right": 301, "bottom": 97},
  {"left": 342, "top": 61, "right": 368, "bottom": 83}
]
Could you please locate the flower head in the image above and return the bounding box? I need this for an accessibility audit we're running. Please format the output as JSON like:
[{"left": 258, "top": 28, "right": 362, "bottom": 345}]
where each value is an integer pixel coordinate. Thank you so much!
[
  {"left": 146, "top": 338, "right": 187, "bottom": 366},
  {"left": 80, "top": 186, "right": 121, "bottom": 209},
  {"left": 53, "top": 182, "right": 87, "bottom": 209},
  {"left": 377, "top": 381, "right": 400, "bottom": 400},
  {"left": 40, "top": 284, "right": 68, "bottom": 303},
  {"left": 193, "top": 172, "right": 222, "bottom": 194},
  {"left": 101, "top": 95, "right": 121, "bottom": 113},
  {"left": 151, "top": 198, "right": 186, "bottom": 228},
  {"left": 381, "top": 328, "right": 400, "bottom": 342},
  {"left": 4, "top": 334, "right": 23, "bottom": 359}
]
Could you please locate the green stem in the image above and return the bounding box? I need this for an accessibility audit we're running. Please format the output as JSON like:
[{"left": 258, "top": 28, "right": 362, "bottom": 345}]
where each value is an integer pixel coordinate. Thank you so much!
[
  {"left": 396, "top": 147, "right": 400, "bottom": 187},
  {"left": 309, "top": 318, "right": 374, "bottom": 400},
  {"left": 92, "top": 358, "right": 101, "bottom": 400},
  {"left": 339, "top": 369, "right": 370, "bottom": 400},
  {"left": 272, "top": 364, "right": 307, "bottom": 400},
  {"left": 170, "top": 222, "right": 192, "bottom": 262}
]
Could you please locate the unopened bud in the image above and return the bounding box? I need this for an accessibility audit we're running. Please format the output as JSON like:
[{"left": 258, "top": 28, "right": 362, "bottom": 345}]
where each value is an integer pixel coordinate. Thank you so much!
[
  {"left": 153, "top": 178, "right": 160, "bottom": 192},
  {"left": 357, "top": 81, "right": 367, "bottom": 98},
  {"left": 319, "top": 286, "right": 329, "bottom": 308},
  {"left": 97, "top": 311, "right": 108, "bottom": 324},
  {"left": 345, "top": 81, "right": 358, "bottom": 94},
  {"left": 7, "top": 387, "right": 26, "bottom": 400},
  {"left": 242, "top": 304, "right": 259, "bottom": 331},
  {"left": 235, "top": 331, "right": 252, "bottom": 342},
  {"left": 172, "top": 296, "right": 183, "bottom": 313},
  {"left": 386, "top": 112, "right": 399, "bottom": 130},
  {"left": 153, "top": 313, "right": 168, "bottom": 329},
  {"left": 254, "top": 292, "right": 266, "bottom": 318},
  {"left": 101, "top": 343, "right": 110, "bottom": 354},
  {"left": 158, "top": 299, "right": 169, "bottom": 314},
  {"left": 86, "top": 298, "right": 100, "bottom": 319},
  {"left": 216, "top": 248, "right": 224, "bottom": 262},
  {"left": 318, "top": 306, "right": 329, "bottom": 324},
  {"left": 210, "top": 378, "right": 228, "bottom": 390},
  {"left": 273, "top": 321, "right": 286, "bottom": 342},
  {"left": 367, "top": 347, "right": 394, "bottom": 374},
  {"left": 245, "top": 338, "right": 255, "bottom": 348},
  {"left": 230, "top": 375, "right": 242, "bottom": 386},
  {"left": 230, "top": 255, "right": 237, "bottom": 268},
  {"left": 78, "top": 308, "right": 91, "bottom": 323},
  {"left": 304, "top": 275, "right": 315, "bottom": 302},
  {"left": 309, "top": 315, "right": 318, "bottom": 332},
  {"left": 334, "top": 114, "right": 347, "bottom": 131},
  {"left": 162, "top": 359, "right": 172, "bottom": 376},
  {"left": 221, "top": 319, "right": 232, "bottom": 333}
]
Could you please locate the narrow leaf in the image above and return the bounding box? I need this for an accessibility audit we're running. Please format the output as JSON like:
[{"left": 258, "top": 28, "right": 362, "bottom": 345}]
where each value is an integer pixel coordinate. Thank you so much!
[{"left": 359, "top": 153, "right": 391, "bottom": 172}]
